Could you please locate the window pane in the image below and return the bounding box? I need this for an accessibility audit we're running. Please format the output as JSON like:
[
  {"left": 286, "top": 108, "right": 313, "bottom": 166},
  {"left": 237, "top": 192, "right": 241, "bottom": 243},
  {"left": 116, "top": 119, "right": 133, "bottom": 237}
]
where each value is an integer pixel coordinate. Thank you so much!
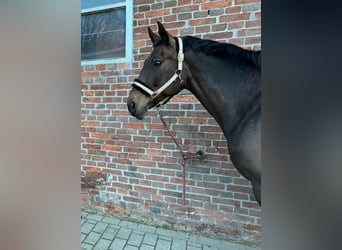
[
  {"left": 81, "top": 8, "right": 126, "bottom": 60},
  {"left": 81, "top": 0, "right": 125, "bottom": 9}
]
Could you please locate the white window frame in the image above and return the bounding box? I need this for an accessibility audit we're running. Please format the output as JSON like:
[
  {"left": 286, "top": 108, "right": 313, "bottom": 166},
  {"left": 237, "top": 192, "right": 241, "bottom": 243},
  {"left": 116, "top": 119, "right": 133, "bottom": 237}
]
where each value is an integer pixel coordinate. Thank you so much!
[{"left": 81, "top": 0, "right": 133, "bottom": 65}]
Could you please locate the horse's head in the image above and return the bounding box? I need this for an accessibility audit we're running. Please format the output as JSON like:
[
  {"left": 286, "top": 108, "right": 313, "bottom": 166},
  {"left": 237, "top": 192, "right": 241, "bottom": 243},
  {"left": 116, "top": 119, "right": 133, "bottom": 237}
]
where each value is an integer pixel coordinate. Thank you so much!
[{"left": 127, "top": 22, "right": 185, "bottom": 120}]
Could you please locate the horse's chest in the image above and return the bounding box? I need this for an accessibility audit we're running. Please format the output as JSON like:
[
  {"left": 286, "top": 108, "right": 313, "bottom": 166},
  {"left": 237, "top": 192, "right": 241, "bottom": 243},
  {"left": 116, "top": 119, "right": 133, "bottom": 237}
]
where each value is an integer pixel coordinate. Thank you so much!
[{"left": 226, "top": 119, "right": 261, "bottom": 179}]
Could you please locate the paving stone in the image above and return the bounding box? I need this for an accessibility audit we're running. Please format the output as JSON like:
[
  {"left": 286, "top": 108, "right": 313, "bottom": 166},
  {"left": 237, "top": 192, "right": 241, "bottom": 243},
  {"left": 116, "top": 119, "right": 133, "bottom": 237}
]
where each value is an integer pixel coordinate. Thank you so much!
[
  {"left": 81, "top": 223, "right": 95, "bottom": 234},
  {"left": 108, "top": 224, "right": 121, "bottom": 230},
  {"left": 246, "top": 246, "right": 261, "bottom": 250},
  {"left": 127, "top": 233, "right": 144, "bottom": 246},
  {"left": 81, "top": 243, "right": 93, "bottom": 249},
  {"left": 131, "top": 229, "right": 145, "bottom": 235},
  {"left": 140, "top": 244, "right": 155, "bottom": 250},
  {"left": 156, "top": 239, "right": 171, "bottom": 250},
  {"left": 187, "top": 240, "right": 202, "bottom": 248},
  {"left": 203, "top": 245, "right": 219, "bottom": 250},
  {"left": 218, "top": 241, "right": 247, "bottom": 250},
  {"left": 110, "top": 238, "right": 127, "bottom": 250},
  {"left": 102, "top": 216, "right": 121, "bottom": 225},
  {"left": 81, "top": 233, "right": 87, "bottom": 242},
  {"left": 124, "top": 245, "right": 139, "bottom": 250},
  {"left": 116, "top": 227, "right": 132, "bottom": 239},
  {"left": 187, "top": 246, "right": 202, "bottom": 250},
  {"left": 94, "top": 238, "right": 112, "bottom": 249},
  {"left": 198, "top": 235, "right": 220, "bottom": 246},
  {"left": 93, "top": 221, "right": 109, "bottom": 233},
  {"left": 142, "top": 232, "right": 158, "bottom": 246},
  {"left": 171, "top": 238, "right": 186, "bottom": 250},
  {"left": 102, "top": 227, "right": 119, "bottom": 240},
  {"left": 120, "top": 220, "right": 139, "bottom": 229},
  {"left": 86, "top": 213, "right": 104, "bottom": 221},
  {"left": 86, "top": 219, "right": 98, "bottom": 225},
  {"left": 81, "top": 216, "right": 86, "bottom": 225},
  {"left": 80, "top": 210, "right": 260, "bottom": 250},
  {"left": 156, "top": 228, "right": 189, "bottom": 240},
  {"left": 137, "top": 224, "right": 157, "bottom": 233},
  {"left": 84, "top": 232, "right": 101, "bottom": 245},
  {"left": 158, "top": 234, "right": 172, "bottom": 241},
  {"left": 81, "top": 211, "right": 88, "bottom": 218},
  {"left": 156, "top": 228, "right": 177, "bottom": 237}
]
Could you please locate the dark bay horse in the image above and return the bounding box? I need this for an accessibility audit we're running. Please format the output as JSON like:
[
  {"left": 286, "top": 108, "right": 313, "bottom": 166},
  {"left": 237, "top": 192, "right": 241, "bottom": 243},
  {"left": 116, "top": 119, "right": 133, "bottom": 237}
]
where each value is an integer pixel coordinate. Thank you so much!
[{"left": 127, "top": 22, "right": 261, "bottom": 205}]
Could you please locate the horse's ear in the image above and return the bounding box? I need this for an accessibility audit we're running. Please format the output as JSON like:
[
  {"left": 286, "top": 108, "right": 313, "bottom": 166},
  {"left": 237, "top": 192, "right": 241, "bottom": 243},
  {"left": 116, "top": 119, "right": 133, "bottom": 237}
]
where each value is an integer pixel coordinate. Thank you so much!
[
  {"left": 148, "top": 27, "right": 160, "bottom": 44},
  {"left": 157, "top": 22, "right": 172, "bottom": 45}
]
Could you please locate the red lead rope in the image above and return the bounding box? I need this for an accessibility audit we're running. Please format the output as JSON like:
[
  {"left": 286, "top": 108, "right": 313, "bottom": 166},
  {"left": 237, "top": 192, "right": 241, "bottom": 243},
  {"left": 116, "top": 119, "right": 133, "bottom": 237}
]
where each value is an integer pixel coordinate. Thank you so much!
[{"left": 158, "top": 110, "right": 202, "bottom": 206}]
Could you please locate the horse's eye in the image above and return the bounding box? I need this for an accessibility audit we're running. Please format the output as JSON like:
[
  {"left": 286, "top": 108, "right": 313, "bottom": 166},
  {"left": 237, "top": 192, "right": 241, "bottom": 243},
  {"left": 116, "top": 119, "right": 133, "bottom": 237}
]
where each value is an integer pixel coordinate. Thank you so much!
[{"left": 153, "top": 59, "right": 162, "bottom": 66}]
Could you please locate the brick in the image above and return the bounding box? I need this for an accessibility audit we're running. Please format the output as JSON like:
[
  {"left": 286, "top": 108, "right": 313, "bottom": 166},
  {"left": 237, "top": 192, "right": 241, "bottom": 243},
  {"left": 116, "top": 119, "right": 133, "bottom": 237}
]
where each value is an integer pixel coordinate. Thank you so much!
[
  {"left": 82, "top": 121, "right": 100, "bottom": 127},
  {"left": 101, "top": 145, "right": 121, "bottom": 152},
  {"left": 196, "top": 26, "right": 210, "bottom": 33},
  {"left": 189, "top": 18, "right": 216, "bottom": 26},
  {"left": 245, "top": 36, "right": 261, "bottom": 45},
  {"left": 246, "top": 19, "right": 261, "bottom": 28},
  {"left": 83, "top": 166, "right": 101, "bottom": 173},
  {"left": 82, "top": 71, "right": 99, "bottom": 77},
  {"left": 226, "top": 6, "right": 242, "bottom": 14},
  {"left": 212, "top": 23, "right": 227, "bottom": 32},
  {"left": 242, "top": 201, "right": 260, "bottom": 209},
  {"left": 123, "top": 123, "right": 145, "bottom": 129},
  {"left": 172, "top": 5, "right": 199, "bottom": 14},
  {"left": 95, "top": 64, "right": 106, "bottom": 71},
  {"left": 237, "top": 28, "right": 261, "bottom": 37},
  {"left": 204, "top": 32, "right": 233, "bottom": 40},
  {"left": 101, "top": 71, "right": 120, "bottom": 76},
  {"left": 228, "top": 21, "right": 244, "bottom": 30},
  {"left": 194, "top": 10, "right": 208, "bottom": 18},
  {"left": 83, "top": 91, "right": 94, "bottom": 96},
  {"left": 82, "top": 97, "right": 102, "bottom": 103},
  {"left": 91, "top": 133, "right": 109, "bottom": 139},
  {"left": 146, "top": 149, "right": 171, "bottom": 156},
  {"left": 220, "top": 13, "right": 250, "bottom": 22},
  {"left": 235, "top": 0, "right": 260, "bottom": 4},
  {"left": 145, "top": 9, "right": 170, "bottom": 18},
  {"left": 164, "top": 14, "right": 177, "bottom": 22},
  {"left": 246, "top": 224, "right": 261, "bottom": 231},
  {"left": 201, "top": 0, "right": 232, "bottom": 10},
  {"left": 90, "top": 84, "right": 109, "bottom": 90}
]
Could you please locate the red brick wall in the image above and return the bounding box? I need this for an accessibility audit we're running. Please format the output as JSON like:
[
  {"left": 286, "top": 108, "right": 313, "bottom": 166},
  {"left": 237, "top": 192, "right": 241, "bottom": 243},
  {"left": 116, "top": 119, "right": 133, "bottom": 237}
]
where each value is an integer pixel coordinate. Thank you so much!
[{"left": 81, "top": 0, "right": 261, "bottom": 245}]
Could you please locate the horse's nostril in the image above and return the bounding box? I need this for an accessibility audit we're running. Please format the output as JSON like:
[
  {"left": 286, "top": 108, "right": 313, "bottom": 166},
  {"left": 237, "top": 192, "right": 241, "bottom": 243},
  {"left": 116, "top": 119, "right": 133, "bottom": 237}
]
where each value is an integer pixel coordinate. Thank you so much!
[{"left": 128, "top": 101, "right": 136, "bottom": 112}]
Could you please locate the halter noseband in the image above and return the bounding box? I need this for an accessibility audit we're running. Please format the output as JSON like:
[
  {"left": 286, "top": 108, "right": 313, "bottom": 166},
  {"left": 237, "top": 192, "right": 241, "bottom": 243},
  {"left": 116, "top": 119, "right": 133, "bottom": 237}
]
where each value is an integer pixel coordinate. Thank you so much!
[{"left": 132, "top": 37, "right": 184, "bottom": 106}]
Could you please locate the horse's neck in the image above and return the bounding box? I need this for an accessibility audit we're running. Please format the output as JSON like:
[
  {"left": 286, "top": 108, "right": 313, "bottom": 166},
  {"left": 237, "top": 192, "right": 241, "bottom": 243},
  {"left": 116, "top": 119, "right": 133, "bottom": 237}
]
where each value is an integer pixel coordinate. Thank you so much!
[{"left": 184, "top": 51, "right": 260, "bottom": 136}]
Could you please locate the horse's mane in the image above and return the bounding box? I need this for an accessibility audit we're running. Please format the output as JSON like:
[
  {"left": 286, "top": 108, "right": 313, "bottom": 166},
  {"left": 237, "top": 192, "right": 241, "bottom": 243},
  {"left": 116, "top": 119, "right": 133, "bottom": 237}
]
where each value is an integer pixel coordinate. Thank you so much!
[{"left": 182, "top": 36, "right": 261, "bottom": 68}]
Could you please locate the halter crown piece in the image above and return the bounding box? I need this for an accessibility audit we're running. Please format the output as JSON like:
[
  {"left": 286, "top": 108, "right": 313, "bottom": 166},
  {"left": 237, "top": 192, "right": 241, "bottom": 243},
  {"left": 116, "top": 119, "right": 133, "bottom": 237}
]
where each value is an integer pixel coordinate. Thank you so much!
[{"left": 132, "top": 37, "right": 184, "bottom": 106}]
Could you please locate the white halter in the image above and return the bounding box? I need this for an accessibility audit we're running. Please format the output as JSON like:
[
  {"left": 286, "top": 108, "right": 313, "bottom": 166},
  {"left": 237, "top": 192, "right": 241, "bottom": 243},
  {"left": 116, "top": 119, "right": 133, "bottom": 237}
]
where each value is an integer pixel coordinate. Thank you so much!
[{"left": 132, "top": 37, "right": 184, "bottom": 105}]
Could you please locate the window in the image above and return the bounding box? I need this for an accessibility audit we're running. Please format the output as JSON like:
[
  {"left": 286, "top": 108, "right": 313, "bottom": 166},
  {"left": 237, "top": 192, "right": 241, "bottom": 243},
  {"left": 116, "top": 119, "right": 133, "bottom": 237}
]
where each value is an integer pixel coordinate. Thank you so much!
[{"left": 81, "top": 0, "right": 132, "bottom": 64}]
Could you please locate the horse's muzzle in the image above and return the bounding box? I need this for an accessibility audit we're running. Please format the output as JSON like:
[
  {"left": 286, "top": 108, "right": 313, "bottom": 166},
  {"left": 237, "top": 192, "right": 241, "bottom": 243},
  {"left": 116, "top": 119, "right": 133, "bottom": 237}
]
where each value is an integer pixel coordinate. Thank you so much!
[{"left": 127, "top": 100, "right": 146, "bottom": 120}]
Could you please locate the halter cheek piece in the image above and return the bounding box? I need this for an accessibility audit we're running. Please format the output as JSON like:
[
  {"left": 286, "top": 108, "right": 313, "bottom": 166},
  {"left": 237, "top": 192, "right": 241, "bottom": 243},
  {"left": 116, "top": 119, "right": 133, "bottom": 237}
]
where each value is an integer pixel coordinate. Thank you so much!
[{"left": 132, "top": 37, "right": 184, "bottom": 107}]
